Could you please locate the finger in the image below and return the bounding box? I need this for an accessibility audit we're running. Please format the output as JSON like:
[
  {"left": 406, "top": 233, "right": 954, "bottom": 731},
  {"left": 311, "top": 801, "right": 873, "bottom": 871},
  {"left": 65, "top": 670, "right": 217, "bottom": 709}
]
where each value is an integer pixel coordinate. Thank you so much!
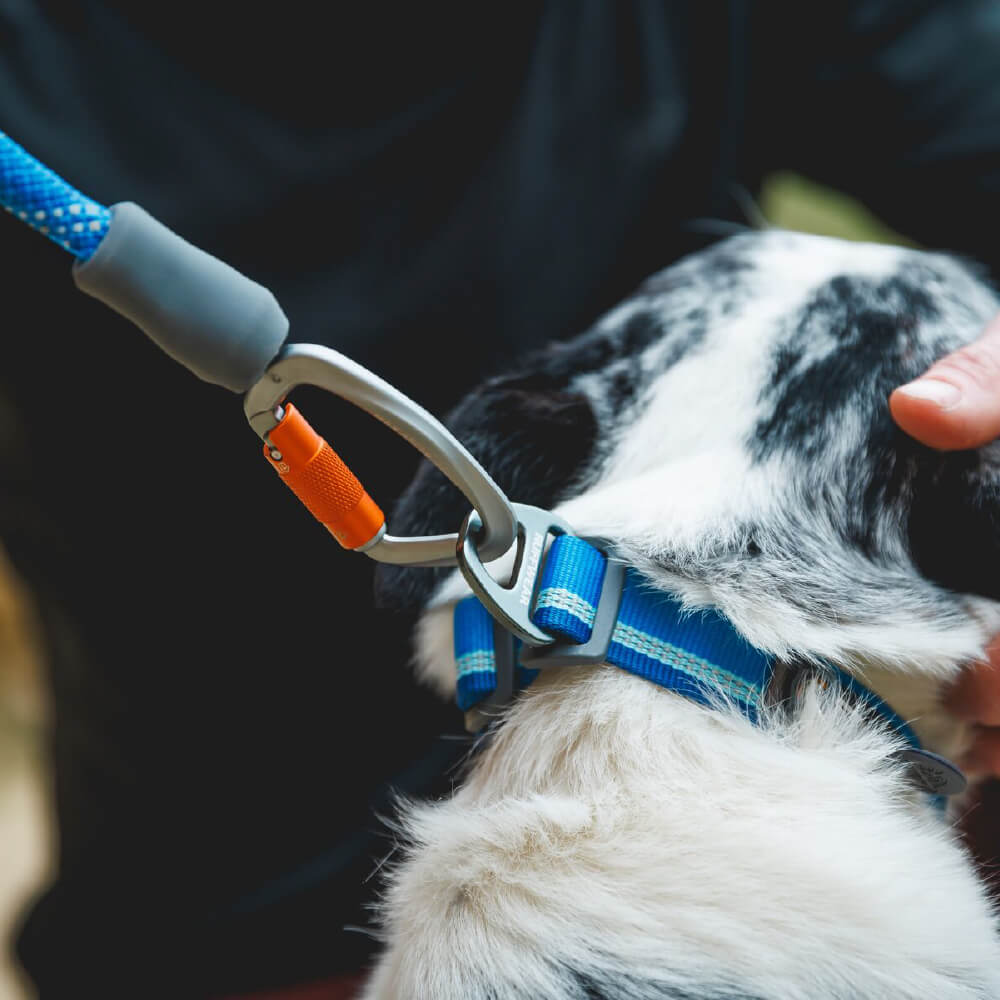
[
  {"left": 890, "top": 312, "right": 1000, "bottom": 450},
  {"left": 943, "top": 645, "right": 1000, "bottom": 727},
  {"left": 959, "top": 727, "right": 1000, "bottom": 779}
]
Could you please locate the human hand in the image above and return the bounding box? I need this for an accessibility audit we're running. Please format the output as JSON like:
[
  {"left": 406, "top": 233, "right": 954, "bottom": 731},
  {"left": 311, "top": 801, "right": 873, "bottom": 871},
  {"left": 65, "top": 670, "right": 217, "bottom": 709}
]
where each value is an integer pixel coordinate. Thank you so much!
[
  {"left": 890, "top": 311, "right": 1000, "bottom": 450},
  {"left": 890, "top": 313, "right": 1000, "bottom": 776}
]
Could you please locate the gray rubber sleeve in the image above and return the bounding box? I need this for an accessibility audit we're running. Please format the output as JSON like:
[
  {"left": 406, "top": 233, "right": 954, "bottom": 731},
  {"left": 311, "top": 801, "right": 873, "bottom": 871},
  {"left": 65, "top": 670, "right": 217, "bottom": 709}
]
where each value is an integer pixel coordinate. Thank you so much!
[{"left": 72, "top": 202, "right": 288, "bottom": 392}]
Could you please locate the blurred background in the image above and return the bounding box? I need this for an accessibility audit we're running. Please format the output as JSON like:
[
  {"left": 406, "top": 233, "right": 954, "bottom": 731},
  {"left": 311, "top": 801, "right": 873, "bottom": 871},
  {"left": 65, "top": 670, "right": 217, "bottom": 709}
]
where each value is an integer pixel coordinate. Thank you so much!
[{"left": 0, "top": 171, "right": 959, "bottom": 999}]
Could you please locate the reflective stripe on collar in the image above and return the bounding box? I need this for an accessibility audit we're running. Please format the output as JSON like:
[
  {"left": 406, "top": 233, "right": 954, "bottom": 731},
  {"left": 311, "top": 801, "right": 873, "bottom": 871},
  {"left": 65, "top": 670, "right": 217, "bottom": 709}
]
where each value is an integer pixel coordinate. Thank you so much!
[{"left": 453, "top": 534, "right": 965, "bottom": 801}]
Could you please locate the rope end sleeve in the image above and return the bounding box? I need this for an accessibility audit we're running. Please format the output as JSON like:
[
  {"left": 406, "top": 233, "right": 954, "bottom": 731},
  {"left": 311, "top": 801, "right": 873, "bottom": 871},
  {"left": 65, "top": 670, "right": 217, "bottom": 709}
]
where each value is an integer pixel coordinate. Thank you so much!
[{"left": 72, "top": 202, "right": 288, "bottom": 392}]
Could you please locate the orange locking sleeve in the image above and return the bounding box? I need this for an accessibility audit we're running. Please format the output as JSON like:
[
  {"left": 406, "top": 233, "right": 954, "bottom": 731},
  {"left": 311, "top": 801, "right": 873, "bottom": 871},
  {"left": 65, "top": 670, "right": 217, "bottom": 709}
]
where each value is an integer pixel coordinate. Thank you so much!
[{"left": 264, "top": 403, "right": 385, "bottom": 549}]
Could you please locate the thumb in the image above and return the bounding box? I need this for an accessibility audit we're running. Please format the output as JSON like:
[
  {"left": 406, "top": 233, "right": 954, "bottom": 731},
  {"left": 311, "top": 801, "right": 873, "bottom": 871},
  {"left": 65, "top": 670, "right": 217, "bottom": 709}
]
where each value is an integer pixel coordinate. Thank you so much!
[{"left": 890, "top": 311, "right": 1000, "bottom": 450}]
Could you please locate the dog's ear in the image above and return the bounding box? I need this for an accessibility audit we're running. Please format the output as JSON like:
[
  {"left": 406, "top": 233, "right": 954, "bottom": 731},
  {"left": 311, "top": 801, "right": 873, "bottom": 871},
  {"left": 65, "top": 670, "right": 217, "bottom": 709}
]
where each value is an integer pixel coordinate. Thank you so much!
[
  {"left": 907, "top": 445, "right": 1000, "bottom": 602},
  {"left": 374, "top": 371, "right": 597, "bottom": 611}
]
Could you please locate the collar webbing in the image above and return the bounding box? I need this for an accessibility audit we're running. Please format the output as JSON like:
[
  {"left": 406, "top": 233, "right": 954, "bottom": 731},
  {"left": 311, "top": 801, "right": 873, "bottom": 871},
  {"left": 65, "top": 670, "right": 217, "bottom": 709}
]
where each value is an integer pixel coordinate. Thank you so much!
[
  {"left": 453, "top": 534, "right": 964, "bottom": 799},
  {"left": 457, "top": 534, "right": 772, "bottom": 720}
]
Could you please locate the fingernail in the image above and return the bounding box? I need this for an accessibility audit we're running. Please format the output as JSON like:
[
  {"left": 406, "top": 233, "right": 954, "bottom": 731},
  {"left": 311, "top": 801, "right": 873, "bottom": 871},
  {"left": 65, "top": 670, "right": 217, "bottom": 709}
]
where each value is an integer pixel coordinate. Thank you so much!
[{"left": 896, "top": 379, "right": 962, "bottom": 410}]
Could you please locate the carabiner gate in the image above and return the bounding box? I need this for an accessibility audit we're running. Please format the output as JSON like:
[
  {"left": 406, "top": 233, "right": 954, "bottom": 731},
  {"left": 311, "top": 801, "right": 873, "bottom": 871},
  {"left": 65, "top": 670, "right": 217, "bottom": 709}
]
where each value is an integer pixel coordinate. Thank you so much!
[{"left": 244, "top": 344, "right": 518, "bottom": 568}]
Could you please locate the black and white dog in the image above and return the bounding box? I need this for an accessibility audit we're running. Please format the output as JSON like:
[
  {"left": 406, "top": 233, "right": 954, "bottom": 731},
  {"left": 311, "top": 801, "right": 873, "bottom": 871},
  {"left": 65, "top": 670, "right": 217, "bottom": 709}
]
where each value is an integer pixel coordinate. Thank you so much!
[{"left": 367, "top": 231, "right": 1000, "bottom": 999}]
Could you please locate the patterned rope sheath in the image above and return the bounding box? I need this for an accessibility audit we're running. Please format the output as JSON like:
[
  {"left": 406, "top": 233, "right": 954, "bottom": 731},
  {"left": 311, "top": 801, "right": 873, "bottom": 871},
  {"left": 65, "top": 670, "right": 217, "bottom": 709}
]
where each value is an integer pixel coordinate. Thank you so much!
[
  {"left": 0, "top": 129, "right": 110, "bottom": 259},
  {"left": 0, "top": 129, "right": 289, "bottom": 394}
]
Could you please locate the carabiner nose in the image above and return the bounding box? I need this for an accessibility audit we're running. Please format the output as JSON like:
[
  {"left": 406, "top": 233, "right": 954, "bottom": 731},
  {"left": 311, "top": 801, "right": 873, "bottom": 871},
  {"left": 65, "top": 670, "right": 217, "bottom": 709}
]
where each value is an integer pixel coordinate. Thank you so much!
[{"left": 244, "top": 344, "right": 518, "bottom": 568}]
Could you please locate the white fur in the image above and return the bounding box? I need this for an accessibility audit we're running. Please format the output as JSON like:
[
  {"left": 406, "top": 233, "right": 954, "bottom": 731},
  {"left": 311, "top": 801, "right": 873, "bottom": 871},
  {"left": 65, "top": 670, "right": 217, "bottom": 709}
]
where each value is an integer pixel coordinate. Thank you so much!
[
  {"left": 364, "top": 233, "right": 1000, "bottom": 998},
  {"left": 365, "top": 674, "right": 1000, "bottom": 998}
]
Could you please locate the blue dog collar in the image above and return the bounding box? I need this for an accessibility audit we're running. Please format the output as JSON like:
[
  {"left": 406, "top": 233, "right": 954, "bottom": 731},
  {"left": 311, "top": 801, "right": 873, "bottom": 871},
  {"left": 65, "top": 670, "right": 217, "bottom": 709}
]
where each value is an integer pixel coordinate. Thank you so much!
[{"left": 453, "top": 534, "right": 965, "bottom": 800}]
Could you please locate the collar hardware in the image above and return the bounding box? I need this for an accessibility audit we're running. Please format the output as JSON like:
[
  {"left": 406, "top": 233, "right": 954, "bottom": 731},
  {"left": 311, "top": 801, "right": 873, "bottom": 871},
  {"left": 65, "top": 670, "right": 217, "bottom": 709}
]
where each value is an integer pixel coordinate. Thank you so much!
[
  {"left": 457, "top": 503, "right": 573, "bottom": 646},
  {"left": 893, "top": 748, "right": 967, "bottom": 797}
]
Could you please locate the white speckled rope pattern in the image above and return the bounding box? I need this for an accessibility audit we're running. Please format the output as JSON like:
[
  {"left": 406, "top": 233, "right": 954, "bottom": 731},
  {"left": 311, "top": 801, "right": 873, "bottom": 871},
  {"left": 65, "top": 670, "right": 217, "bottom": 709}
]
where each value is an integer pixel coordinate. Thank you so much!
[{"left": 0, "top": 130, "right": 110, "bottom": 258}]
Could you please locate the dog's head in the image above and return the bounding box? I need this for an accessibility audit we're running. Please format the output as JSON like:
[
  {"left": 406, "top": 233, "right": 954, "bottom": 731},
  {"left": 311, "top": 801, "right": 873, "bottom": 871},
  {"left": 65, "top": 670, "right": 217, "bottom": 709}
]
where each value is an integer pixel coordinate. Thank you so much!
[{"left": 378, "top": 230, "right": 1000, "bottom": 688}]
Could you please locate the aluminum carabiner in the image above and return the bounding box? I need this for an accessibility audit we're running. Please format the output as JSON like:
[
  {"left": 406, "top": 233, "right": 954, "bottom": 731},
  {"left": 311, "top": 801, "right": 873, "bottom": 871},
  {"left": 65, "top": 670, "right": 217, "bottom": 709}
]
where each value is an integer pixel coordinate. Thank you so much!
[{"left": 244, "top": 343, "right": 518, "bottom": 567}]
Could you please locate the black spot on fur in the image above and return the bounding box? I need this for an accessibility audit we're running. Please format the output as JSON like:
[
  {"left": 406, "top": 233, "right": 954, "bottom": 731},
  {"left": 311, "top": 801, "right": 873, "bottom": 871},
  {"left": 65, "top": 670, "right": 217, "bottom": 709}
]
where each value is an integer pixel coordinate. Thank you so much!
[
  {"left": 752, "top": 273, "right": 940, "bottom": 462},
  {"left": 621, "top": 312, "right": 667, "bottom": 355},
  {"left": 550, "top": 330, "right": 620, "bottom": 376},
  {"left": 703, "top": 251, "right": 754, "bottom": 279},
  {"left": 656, "top": 319, "right": 708, "bottom": 374},
  {"left": 606, "top": 365, "right": 641, "bottom": 411},
  {"left": 745, "top": 263, "right": 1000, "bottom": 605},
  {"left": 534, "top": 307, "right": 666, "bottom": 384},
  {"left": 374, "top": 367, "right": 598, "bottom": 611}
]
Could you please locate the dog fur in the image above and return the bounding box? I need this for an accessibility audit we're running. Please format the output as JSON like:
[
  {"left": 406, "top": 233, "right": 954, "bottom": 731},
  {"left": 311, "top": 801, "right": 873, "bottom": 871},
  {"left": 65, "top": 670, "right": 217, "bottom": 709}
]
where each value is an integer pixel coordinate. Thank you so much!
[{"left": 365, "top": 231, "right": 1000, "bottom": 998}]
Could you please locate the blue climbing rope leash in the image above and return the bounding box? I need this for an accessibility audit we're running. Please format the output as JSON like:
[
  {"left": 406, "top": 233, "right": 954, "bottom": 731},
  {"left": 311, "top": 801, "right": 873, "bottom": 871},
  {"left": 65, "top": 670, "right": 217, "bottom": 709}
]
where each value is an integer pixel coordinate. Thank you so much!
[{"left": 0, "top": 129, "right": 110, "bottom": 258}]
